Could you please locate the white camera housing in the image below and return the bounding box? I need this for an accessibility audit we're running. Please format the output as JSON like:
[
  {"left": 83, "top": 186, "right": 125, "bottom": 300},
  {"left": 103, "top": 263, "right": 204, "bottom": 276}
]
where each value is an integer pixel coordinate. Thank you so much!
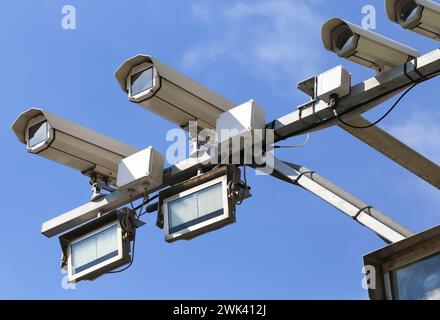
[
  {"left": 115, "top": 55, "right": 236, "bottom": 130},
  {"left": 12, "top": 108, "right": 139, "bottom": 185},
  {"left": 386, "top": 0, "right": 440, "bottom": 41},
  {"left": 116, "top": 146, "right": 164, "bottom": 194},
  {"left": 317, "top": 66, "right": 351, "bottom": 103},
  {"left": 216, "top": 99, "right": 266, "bottom": 145},
  {"left": 321, "top": 18, "right": 421, "bottom": 72}
]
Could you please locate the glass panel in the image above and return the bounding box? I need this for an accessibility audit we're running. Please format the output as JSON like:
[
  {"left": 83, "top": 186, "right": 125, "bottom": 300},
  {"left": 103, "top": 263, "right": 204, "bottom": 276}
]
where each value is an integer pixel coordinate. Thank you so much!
[
  {"left": 167, "top": 182, "right": 224, "bottom": 233},
  {"left": 71, "top": 225, "right": 119, "bottom": 274},
  {"left": 197, "top": 183, "right": 223, "bottom": 218},
  {"left": 168, "top": 193, "right": 198, "bottom": 230},
  {"left": 28, "top": 121, "right": 48, "bottom": 148},
  {"left": 130, "top": 68, "right": 154, "bottom": 96},
  {"left": 393, "top": 253, "right": 440, "bottom": 300}
]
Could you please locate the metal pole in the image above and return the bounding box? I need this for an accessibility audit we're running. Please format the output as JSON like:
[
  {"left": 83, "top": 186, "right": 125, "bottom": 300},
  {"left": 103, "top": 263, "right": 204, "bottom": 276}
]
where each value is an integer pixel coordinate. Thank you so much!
[{"left": 261, "top": 157, "right": 413, "bottom": 243}]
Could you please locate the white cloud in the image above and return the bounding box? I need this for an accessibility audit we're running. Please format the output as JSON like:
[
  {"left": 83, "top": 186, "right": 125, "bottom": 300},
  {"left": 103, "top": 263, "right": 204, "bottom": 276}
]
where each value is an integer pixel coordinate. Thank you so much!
[
  {"left": 387, "top": 111, "right": 440, "bottom": 164},
  {"left": 183, "top": 0, "right": 325, "bottom": 83},
  {"left": 385, "top": 109, "right": 440, "bottom": 219}
]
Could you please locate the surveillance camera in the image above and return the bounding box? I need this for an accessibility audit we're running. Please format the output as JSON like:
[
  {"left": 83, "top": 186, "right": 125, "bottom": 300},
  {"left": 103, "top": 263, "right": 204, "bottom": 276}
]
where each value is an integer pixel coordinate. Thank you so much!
[
  {"left": 386, "top": 0, "right": 440, "bottom": 41},
  {"left": 12, "top": 108, "right": 139, "bottom": 185},
  {"left": 115, "top": 55, "right": 236, "bottom": 130},
  {"left": 321, "top": 18, "right": 421, "bottom": 72}
]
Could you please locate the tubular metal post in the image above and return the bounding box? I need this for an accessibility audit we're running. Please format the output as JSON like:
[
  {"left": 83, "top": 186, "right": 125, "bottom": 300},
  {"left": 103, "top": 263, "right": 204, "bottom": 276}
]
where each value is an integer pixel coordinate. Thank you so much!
[{"left": 261, "top": 157, "right": 413, "bottom": 243}]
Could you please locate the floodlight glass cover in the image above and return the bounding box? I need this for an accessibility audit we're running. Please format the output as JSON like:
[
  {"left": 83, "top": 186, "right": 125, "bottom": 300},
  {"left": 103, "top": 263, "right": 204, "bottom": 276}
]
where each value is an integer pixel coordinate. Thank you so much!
[
  {"left": 160, "top": 166, "right": 238, "bottom": 243},
  {"left": 130, "top": 67, "right": 154, "bottom": 97},
  {"left": 28, "top": 121, "right": 48, "bottom": 148},
  {"left": 168, "top": 182, "right": 224, "bottom": 233},
  {"left": 71, "top": 224, "right": 119, "bottom": 275},
  {"left": 59, "top": 209, "right": 133, "bottom": 282},
  {"left": 391, "top": 253, "right": 440, "bottom": 300}
]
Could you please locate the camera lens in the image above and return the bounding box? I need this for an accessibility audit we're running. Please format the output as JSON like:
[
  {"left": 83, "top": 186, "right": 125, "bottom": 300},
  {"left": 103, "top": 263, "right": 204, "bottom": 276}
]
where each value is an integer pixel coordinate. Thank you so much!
[
  {"left": 399, "top": 0, "right": 419, "bottom": 23},
  {"left": 130, "top": 67, "right": 154, "bottom": 96},
  {"left": 28, "top": 121, "right": 48, "bottom": 148},
  {"left": 334, "top": 26, "right": 356, "bottom": 52}
]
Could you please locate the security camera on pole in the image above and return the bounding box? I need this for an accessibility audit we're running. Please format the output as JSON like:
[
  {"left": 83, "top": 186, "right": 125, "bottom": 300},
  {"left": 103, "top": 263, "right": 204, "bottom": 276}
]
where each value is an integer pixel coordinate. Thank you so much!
[{"left": 10, "top": 0, "right": 440, "bottom": 297}]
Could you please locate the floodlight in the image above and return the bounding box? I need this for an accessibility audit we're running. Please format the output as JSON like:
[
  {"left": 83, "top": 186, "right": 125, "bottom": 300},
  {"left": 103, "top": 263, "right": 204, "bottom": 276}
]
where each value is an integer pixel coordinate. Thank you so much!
[
  {"left": 115, "top": 55, "right": 236, "bottom": 130},
  {"left": 321, "top": 18, "right": 421, "bottom": 72},
  {"left": 386, "top": 0, "right": 440, "bottom": 41},
  {"left": 59, "top": 208, "right": 137, "bottom": 283},
  {"left": 159, "top": 166, "right": 241, "bottom": 243},
  {"left": 11, "top": 108, "right": 139, "bottom": 186},
  {"left": 364, "top": 224, "right": 440, "bottom": 300}
]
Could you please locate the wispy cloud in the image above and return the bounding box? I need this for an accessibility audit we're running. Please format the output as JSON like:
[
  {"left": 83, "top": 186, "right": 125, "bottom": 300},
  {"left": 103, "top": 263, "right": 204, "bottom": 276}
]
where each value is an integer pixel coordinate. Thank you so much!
[
  {"left": 387, "top": 111, "right": 440, "bottom": 164},
  {"left": 385, "top": 108, "right": 440, "bottom": 221},
  {"left": 183, "top": 0, "right": 325, "bottom": 83}
]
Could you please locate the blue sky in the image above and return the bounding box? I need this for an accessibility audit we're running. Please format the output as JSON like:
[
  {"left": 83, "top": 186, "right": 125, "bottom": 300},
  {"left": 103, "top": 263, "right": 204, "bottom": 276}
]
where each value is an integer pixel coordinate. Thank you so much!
[{"left": 1, "top": 0, "right": 439, "bottom": 299}]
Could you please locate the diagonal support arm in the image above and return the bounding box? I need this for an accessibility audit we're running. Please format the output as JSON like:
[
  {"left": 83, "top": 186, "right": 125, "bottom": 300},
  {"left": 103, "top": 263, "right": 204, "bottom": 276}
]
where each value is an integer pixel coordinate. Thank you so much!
[
  {"left": 259, "top": 157, "right": 414, "bottom": 244},
  {"left": 339, "top": 116, "right": 440, "bottom": 189}
]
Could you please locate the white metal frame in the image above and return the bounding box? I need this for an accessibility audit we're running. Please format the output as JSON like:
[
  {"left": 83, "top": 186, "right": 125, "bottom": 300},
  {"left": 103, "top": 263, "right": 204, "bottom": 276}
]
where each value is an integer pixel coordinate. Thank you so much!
[
  {"left": 163, "top": 175, "right": 231, "bottom": 242},
  {"left": 66, "top": 219, "right": 127, "bottom": 282}
]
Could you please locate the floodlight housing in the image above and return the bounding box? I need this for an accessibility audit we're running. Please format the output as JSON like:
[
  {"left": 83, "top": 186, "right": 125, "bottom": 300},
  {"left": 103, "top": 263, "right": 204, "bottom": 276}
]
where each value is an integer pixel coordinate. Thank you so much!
[
  {"left": 386, "top": 0, "right": 440, "bottom": 41},
  {"left": 364, "top": 224, "right": 440, "bottom": 300},
  {"left": 59, "top": 208, "right": 135, "bottom": 283},
  {"left": 159, "top": 166, "right": 238, "bottom": 243},
  {"left": 11, "top": 108, "right": 139, "bottom": 185},
  {"left": 115, "top": 55, "right": 236, "bottom": 130},
  {"left": 321, "top": 18, "right": 421, "bottom": 72}
]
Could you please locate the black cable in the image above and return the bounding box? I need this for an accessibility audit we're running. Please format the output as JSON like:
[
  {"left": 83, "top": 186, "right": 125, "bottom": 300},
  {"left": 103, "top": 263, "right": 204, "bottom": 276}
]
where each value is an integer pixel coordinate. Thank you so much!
[
  {"left": 108, "top": 194, "right": 152, "bottom": 275},
  {"left": 333, "top": 83, "right": 418, "bottom": 129},
  {"left": 332, "top": 71, "right": 440, "bottom": 130},
  {"left": 353, "top": 206, "right": 373, "bottom": 221},
  {"left": 107, "top": 212, "right": 137, "bottom": 274},
  {"left": 227, "top": 165, "right": 248, "bottom": 206},
  {"left": 279, "top": 70, "right": 440, "bottom": 140},
  {"left": 107, "top": 234, "right": 137, "bottom": 274},
  {"left": 242, "top": 163, "right": 248, "bottom": 190},
  {"left": 136, "top": 194, "right": 159, "bottom": 214}
]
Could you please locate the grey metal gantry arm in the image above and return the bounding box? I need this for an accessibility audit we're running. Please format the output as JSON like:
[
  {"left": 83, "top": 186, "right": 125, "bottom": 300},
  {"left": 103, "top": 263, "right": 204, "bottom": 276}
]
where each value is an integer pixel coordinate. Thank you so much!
[{"left": 260, "top": 157, "right": 414, "bottom": 244}]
